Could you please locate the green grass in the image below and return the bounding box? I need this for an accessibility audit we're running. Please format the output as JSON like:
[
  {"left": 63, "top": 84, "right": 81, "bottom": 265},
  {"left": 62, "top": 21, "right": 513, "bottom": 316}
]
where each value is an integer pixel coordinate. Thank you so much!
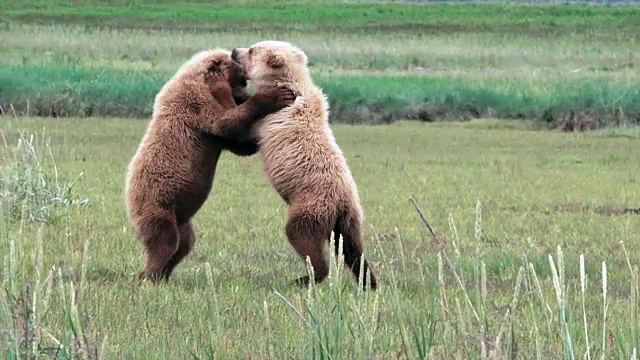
[
  {"left": 6, "top": 0, "right": 640, "bottom": 36},
  {"left": 2, "top": 1, "right": 640, "bottom": 358},
  {"left": 2, "top": 2, "right": 640, "bottom": 128},
  {"left": 2, "top": 2, "right": 640, "bottom": 357},
  {"left": 2, "top": 2, "right": 640, "bottom": 129},
  {"left": 3, "top": 64, "right": 640, "bottom": 127},
  {"left": 1, "top": 116, "right": 640, "bottom": 358}
]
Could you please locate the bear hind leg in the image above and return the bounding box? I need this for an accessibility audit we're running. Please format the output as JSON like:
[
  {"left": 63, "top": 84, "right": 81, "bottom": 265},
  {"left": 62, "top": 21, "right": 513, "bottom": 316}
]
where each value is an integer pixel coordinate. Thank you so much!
[
  {"left": 136, "top": 208, "right": 180, "bottom": 283},
  {"left": 285, "top": 206, "right": 331, "bottom": 287},
  {"left": 334, "top": 213, "right": 378, "bottom": 290},
  {"left": 161, "top": 222, "right": 196, "bottom": 280}
]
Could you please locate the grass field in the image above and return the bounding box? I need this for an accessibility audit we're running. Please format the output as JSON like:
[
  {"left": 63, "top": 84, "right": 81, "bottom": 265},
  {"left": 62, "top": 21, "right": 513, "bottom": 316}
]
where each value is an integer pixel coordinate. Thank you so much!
[
  {"left": 2, "top": 117, "right": 640, "bottom": 359},
  {"left": 2, "top": 1, "right": 640, "bottom": 128},
  {"left": 2, "top": 0, "right": 640, "bottom": 359}
]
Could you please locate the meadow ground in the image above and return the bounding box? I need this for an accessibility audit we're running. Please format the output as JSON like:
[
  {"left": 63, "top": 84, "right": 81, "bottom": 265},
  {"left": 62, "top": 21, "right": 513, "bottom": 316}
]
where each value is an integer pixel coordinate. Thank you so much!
[
  {"left": 2, "top": 117, "right": 640, "bottom": 359},
  {"left": 2, "top": 1, "right": 640, "bottom": 359}
]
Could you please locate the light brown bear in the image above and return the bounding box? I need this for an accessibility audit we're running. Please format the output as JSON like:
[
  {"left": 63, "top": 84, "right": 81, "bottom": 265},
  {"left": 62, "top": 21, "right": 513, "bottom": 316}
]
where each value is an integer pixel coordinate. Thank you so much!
[
  {"left": 231, "top": 40, "right": 378, "bottom": 290},
  {"left": 125, "top": 48, "right": 296, "bottom": 282}
]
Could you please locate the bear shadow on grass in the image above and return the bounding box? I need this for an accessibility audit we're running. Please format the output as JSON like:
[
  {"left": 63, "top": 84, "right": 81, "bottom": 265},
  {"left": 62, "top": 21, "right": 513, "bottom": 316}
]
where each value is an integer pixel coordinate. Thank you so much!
[
  {"left": 86, "top": 266, "right": 133, "bottom": 285},
  {"left": 87, "top": 266, "right": 293, "bottom": 292},
  {"left": 156, "top": 266, "right": 297, "bottom": 293}
]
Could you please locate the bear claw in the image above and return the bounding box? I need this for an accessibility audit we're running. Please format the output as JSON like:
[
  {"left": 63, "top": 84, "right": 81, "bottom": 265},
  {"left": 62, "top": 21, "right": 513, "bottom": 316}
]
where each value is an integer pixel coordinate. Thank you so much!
[
  {"left": 137, "top": 270, "right": 167, "bottom": 284},
  {"left": 293, "top": 275, "right": 312, "bottom": 287}
]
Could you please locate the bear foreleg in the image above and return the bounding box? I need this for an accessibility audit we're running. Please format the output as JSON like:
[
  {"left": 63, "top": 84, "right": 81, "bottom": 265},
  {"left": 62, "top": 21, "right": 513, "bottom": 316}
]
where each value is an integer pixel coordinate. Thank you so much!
[
  {"left": 218, "top": 138, "right": 259, "bottom": 157},
  {"left": 192, "top": 83, "right": 296, "bottom": 140}
]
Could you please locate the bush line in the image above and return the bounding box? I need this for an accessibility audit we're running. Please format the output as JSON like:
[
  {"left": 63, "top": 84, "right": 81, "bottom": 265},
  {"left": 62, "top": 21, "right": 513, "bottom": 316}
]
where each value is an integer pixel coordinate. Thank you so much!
[{"left": 1, "top": 65, "right": 639, "bottom": 130}]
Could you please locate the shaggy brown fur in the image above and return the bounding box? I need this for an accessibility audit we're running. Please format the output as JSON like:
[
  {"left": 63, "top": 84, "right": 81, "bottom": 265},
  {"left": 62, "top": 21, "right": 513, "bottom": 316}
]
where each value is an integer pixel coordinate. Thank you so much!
[
  {"left": 125, "top": 49, "right": 296, "bottom": 282},
  {"left": 232, "top": 41, "right": 378, "bottom": 290}
]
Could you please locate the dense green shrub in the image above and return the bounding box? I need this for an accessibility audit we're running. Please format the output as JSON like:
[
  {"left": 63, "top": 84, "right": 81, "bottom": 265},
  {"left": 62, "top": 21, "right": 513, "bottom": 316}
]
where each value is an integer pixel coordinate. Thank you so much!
[{"left": 2, "top": 65, "right": 639, "bottom": 130}]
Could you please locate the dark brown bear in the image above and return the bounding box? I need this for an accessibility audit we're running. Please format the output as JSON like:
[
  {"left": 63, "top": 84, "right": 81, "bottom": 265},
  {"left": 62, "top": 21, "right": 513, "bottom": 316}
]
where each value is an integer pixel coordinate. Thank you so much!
[{"left": 124, "top": 48, "right": 295, "bottom": 282}]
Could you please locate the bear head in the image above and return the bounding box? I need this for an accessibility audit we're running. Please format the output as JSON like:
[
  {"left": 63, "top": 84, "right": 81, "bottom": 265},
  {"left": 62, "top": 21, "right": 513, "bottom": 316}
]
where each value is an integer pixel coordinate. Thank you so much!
[
  {"left": 231, "top": 40, "right": 308, "bottom": 89},
  {"left": 176, "top": 49, "right": 250, "bottom": 105}
]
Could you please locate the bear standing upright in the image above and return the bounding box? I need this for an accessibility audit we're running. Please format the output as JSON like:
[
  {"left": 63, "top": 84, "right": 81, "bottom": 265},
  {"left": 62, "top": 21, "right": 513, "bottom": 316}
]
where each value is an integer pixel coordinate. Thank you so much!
[
  {"left": 125, "top": 48, "right": 296, "bottom": 282},
  {"left": 231, "top": 41, "right": 378, "bottom": 290}
]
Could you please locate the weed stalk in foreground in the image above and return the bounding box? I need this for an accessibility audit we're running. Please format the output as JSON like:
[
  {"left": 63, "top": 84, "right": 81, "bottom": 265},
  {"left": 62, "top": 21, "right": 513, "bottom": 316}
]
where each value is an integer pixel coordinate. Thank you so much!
[
  {"left": 0, "top": 129, "right": 89, "bottom": 224},
  {"left": 408, "top": 198, "right": 638, "bottom": 359},
  {"left": 1, "top": 130, "right": 102, "bottom": 359},
  {"left": 1, "top": 216, "right": 106, "bottom": 359}
]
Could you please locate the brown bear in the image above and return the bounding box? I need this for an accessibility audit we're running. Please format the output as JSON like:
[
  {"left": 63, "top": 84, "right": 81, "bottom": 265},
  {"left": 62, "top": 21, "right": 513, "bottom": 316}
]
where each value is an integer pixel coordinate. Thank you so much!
[
  {"left": 125, "top": 48, "right": 296, "bottom": 282},
  {"left": 231, "top": 41, "right": 378, "bottom": 290}
]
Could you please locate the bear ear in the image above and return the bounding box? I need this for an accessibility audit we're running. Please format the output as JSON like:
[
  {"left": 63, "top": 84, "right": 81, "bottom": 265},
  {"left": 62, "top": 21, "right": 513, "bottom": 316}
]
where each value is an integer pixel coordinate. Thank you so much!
[
  {"left": 207, "top": 58, "right": 224, "bottom": 73},
  {"left": 295, "top": 51, "right": 308, "bottom": 66},
  {"left": 267, "top": 52, "right": 285, "bottom": 68}
]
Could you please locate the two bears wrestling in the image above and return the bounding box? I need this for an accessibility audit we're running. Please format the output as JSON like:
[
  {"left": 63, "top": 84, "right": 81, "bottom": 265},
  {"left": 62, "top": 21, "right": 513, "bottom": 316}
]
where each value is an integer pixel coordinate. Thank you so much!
[{"left": 125, "top": 40, "right": 378, "bottom": 290}]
